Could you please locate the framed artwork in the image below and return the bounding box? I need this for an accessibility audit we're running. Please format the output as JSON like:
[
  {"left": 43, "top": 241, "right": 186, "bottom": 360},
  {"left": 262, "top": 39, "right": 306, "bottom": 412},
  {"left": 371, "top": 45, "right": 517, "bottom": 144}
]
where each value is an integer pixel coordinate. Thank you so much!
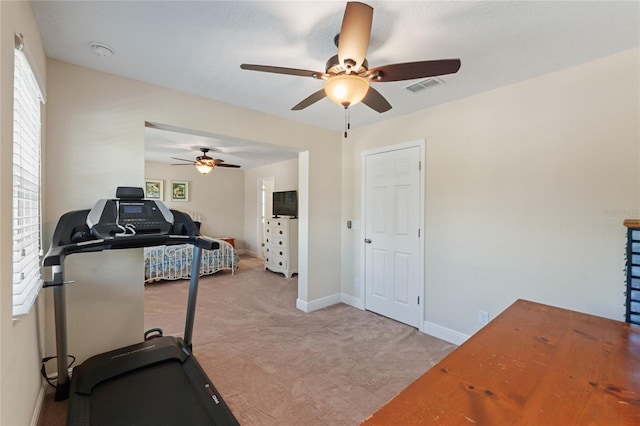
[
  {"left": 144, "top": 179, "right": 163, "bottom": 201},
  {"left": 171, "top": 180, "right": 189, "bottom": 202}
]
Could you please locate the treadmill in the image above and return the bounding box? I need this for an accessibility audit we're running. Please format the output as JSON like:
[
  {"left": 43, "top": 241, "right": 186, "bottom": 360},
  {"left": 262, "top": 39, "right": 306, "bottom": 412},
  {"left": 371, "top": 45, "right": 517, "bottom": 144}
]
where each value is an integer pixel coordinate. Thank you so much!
[{"left": 43, "top": 187, "right": 239, "bottom": 425}]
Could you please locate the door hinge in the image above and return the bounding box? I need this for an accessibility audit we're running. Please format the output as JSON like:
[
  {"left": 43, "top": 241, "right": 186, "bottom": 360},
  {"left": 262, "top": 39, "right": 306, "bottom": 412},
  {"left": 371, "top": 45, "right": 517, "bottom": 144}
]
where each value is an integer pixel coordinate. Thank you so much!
[
  {"left": 418, "top": 228, "right": 421, "bottom": 238},
  {"left": 417, "top": 296, "right": 420, "bottom": 305},
  {"left": 418, "top": 160, "right": 421, "bottom": 171}
]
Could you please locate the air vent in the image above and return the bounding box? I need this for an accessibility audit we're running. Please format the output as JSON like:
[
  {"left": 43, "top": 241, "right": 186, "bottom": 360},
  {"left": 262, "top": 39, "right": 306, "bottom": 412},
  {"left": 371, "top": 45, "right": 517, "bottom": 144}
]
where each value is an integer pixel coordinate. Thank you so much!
[{"left": 404, "top": 77, "right": 444, "bottom": 93}]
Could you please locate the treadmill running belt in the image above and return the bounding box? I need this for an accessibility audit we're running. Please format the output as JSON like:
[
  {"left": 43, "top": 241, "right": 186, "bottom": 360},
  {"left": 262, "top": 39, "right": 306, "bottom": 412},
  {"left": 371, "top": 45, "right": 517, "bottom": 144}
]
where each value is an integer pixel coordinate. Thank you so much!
[{"left": 87, "top": 360, "right": 228, "bottom": 425}]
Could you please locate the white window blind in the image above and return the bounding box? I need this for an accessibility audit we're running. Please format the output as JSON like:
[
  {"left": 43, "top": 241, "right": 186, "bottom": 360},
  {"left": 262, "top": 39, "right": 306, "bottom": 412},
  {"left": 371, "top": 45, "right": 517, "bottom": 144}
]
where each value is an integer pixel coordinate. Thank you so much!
[{"left": 13, "top": 40, "right": 44, "bottom": 318}]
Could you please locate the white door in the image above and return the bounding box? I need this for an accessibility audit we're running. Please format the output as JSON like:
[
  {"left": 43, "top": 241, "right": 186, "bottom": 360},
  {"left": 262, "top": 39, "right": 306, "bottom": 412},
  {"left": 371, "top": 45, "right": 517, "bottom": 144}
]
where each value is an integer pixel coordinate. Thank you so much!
[
  {"left": 364, "top": 145, "right": 422, "bottom": 328},
  {"left": 258, "top": 177, "right": 274, "bottom": 258}
]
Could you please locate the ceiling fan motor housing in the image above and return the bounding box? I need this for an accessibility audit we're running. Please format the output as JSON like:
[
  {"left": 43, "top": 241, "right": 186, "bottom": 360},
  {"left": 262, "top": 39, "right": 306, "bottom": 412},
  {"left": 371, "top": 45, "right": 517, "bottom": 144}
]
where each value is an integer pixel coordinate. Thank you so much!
[{"left": 325, "top": 54, "right": 368, "bottom": 76}]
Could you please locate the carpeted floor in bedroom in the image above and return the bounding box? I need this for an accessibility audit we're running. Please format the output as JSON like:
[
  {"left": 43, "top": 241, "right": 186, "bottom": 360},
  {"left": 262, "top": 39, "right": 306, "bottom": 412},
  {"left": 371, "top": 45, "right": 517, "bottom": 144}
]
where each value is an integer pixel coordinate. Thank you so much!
[{"left": 38, "top": 255, "right": 456, "bottom": 425}]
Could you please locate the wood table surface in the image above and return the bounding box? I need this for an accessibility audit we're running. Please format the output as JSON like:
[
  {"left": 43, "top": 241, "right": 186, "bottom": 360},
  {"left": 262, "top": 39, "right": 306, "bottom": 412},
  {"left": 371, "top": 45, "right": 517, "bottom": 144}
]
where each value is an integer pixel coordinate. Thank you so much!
[{"left": 361, "top": 299, "right": 640, "bottom": 425}]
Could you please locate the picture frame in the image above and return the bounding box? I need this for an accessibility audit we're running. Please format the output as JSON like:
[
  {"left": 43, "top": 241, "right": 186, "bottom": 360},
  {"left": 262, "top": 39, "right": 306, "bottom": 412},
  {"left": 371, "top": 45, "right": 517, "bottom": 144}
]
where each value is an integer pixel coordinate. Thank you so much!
[
  {"left": 171, "top": 180, "right": 189, "bottom": 202},
  {"left": 144, "top": 179, "right": 163, "bottom": 201}
]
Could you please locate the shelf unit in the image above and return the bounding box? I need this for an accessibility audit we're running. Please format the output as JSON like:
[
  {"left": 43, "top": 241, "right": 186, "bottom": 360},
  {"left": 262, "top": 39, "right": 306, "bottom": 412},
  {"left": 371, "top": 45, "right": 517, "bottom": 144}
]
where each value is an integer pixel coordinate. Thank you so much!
[{"left": 624, "top": 219, "right": 640, "bottom": 325}]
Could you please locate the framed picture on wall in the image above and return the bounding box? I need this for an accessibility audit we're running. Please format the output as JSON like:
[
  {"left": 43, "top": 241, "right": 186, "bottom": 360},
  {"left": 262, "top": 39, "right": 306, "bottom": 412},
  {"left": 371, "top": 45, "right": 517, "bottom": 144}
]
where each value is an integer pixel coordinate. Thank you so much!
[
  {"left": 144, "top": 179, "right": 163, "bottom": 201},
  {"left": 171, "top": 180, "right": 189, "bottom": 202}
]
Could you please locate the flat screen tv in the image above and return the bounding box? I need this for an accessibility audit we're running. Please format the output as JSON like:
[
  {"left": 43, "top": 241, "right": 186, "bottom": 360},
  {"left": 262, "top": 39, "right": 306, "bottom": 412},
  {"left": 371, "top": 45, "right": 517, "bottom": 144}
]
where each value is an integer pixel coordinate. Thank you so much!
[{"left": 273, "top": 190, "right": 297, "bottom": 218}]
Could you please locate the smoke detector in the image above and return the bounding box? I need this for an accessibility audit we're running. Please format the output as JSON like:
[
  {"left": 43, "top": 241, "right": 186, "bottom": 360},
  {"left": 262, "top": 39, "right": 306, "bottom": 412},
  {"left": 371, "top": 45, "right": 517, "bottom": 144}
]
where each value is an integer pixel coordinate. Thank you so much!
[{"left": 89, "top": 42, "right": 114, "bottom": 57}]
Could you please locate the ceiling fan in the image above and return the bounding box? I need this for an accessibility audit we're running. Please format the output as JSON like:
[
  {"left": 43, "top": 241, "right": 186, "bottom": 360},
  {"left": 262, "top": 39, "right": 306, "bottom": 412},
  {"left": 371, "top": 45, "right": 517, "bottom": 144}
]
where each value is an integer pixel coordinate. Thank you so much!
[
  {"left": 172, "top": 148, "right": 241, "bottom": 175},
  {"left": 240, "top": 1, "right": 461, "bottom": 115}
]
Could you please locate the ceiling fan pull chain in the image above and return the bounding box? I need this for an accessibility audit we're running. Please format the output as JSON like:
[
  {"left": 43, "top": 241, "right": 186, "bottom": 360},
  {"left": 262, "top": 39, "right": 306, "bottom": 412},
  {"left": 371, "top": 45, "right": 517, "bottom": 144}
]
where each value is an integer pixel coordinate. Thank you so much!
[{"left": 344, "top": 106, "right": 348, "bottom": 138}]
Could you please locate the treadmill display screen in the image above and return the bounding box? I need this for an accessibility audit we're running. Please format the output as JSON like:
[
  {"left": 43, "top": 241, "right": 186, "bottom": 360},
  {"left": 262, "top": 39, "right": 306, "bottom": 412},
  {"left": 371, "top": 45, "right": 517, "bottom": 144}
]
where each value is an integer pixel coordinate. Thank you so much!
[
  {"left": 87, "top": 195, "right": 174, "bottom": 239},
  {"left": 122, "top": 205, "right": 143, "bottom": 215}
]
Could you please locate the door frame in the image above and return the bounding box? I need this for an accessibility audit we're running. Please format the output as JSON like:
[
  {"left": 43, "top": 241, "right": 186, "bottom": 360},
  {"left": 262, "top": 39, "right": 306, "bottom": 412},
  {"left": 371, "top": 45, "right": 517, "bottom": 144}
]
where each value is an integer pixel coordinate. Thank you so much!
[
  {"left": 360, "top": 139, "right": 426, "bottom": 332},
  {"left": 257, "top": 176, "right": 275, "bottom": 258}
]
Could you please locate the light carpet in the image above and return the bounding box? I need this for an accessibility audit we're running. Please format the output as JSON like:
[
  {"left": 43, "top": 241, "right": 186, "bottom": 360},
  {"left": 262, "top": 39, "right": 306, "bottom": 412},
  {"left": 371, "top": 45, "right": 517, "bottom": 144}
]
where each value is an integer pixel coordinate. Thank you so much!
[
  {"left": 144, "top": 256, "right": 456, "bottom": 425},
  {"left": 38, "top": 255, "right": 456, "bottom": 425}
]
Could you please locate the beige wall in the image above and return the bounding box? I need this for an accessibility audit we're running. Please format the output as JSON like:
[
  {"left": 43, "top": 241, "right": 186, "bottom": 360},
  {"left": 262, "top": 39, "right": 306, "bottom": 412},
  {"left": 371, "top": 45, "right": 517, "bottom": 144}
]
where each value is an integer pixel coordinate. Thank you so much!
[
  {"left": 342, "top": 49, "right": 640, "bottom": 341},
  {"left": 3, "top": 8, "right": 636, "bottom": 421},
  {"left": 44, "top": 59, "right": 342, "bottom": 369},
  {"left": 243, "top": 158, "right": 299, "bottom": 256},
  {"left": 145, "top": 160, "right": 245, "bottom": 247},
  {"left": 0, "top": 2, "right": 47, "bottom": 425}
]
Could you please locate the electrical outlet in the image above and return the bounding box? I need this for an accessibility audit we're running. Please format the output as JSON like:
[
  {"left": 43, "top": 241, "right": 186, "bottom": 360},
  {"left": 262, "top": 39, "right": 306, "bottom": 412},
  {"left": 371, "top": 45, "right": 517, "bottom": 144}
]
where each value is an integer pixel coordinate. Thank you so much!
[
  {"left": 478, "top": 311, "right": 489, "bottom": 325},
  {"left": 354, "top": 277, "right": 360, "bottom": 289}
]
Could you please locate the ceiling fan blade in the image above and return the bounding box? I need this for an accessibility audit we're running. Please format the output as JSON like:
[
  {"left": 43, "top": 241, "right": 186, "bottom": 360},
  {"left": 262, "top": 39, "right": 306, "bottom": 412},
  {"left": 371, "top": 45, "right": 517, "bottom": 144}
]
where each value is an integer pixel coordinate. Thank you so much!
[
  {"left": 240, "top": 64, "right": 324, "bottom": 79},
  {"left": 366, "top": 59, "right": 461, "bottom": 82},
  {"left": 171, "top": 157, "right": 196, "bottom": 163},
  {"left": 213, "top": 158, "right": 241, "bottom": 168},
  {"left": 361, "top": 87, "right": 391, "bottom": 113},
  {"left": 171, "top": 163, "right": 195, "bottom": 166},
  {"left": 338, "top": 2, "right": 373, "bottom": 71},
  {"left": 291, "top": 89, "right": 327, "bottom": 111}
]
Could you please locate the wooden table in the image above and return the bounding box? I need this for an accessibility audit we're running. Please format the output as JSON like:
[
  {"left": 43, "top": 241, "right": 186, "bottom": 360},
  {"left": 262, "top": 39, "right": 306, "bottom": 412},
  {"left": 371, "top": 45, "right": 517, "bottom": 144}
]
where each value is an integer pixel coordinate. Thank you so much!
[{"left": 362, "top": 299, "right": 640, "bottom": 425}]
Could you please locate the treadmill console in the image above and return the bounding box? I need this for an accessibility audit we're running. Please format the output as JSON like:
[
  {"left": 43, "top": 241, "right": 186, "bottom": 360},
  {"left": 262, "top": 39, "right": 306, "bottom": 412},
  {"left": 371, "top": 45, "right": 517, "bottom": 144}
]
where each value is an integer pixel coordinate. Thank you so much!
[{"left": 86, "top": 187, "right": 174, "bottom": 239}]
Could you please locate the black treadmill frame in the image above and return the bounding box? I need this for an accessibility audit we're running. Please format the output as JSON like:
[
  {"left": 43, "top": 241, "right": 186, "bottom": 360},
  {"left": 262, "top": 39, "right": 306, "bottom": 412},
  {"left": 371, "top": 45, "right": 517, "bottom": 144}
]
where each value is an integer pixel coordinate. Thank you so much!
[{"left": 42, "top": 206, "right": 238, "bottom": 424}]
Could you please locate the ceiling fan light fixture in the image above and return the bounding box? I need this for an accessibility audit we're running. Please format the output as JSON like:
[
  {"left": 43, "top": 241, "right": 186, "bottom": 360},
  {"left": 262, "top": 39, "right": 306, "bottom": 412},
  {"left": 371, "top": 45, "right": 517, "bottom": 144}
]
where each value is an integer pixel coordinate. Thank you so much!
[
  {"left": 324, "top": 74, "right": 369, "bottom": 108},
  {"left": 195, "top": 161, "right": 214, "bottom": 174}
]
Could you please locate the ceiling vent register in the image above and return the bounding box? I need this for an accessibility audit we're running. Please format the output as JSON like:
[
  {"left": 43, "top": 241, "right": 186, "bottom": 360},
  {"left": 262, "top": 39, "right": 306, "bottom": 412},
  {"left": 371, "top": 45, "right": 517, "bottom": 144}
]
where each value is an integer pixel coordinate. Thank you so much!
[{"left": 405, "top": 77, "right": 444, "bottom": 93}]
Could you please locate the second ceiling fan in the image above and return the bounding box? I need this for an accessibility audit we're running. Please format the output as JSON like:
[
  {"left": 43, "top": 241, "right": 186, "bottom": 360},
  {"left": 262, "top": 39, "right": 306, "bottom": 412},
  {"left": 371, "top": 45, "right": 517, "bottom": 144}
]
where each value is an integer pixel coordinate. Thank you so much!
[
  {"left": 241, "top": 1, "right": 461, "bottom": 113},
  {"left": 172, "top": 148, "right": 241, "bottom": 175}
]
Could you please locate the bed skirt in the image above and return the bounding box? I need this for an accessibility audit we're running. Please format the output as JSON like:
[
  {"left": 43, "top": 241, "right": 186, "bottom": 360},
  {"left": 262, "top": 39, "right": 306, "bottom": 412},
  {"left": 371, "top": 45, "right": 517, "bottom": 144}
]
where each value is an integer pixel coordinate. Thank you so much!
[{"left": 144, "top": 237, "right": 239, "bottom": 283}]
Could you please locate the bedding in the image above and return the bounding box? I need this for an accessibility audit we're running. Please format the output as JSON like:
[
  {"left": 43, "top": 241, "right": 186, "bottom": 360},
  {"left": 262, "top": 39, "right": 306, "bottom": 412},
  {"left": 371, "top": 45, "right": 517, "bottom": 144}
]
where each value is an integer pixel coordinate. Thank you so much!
[{"left": 144, "top": 237, "right": 239, "bottom": 283}]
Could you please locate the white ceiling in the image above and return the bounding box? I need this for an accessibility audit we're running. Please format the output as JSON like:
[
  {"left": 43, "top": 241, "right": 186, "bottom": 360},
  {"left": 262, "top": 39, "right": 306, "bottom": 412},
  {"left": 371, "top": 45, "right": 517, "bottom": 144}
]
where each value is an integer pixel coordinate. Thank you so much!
[{"left": 31, "top": 1, "right": 639, "bottom": 168}]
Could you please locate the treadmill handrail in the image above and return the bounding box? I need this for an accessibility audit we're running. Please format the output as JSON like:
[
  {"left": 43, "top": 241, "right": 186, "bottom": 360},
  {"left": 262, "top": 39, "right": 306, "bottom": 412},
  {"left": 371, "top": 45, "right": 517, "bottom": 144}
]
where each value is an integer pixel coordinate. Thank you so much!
[
  {"left": 43, "top": 235, "right": 217, "bottom": 287},
  {"left": 43, "top": 208, "right": 217, "bottom": 287}
]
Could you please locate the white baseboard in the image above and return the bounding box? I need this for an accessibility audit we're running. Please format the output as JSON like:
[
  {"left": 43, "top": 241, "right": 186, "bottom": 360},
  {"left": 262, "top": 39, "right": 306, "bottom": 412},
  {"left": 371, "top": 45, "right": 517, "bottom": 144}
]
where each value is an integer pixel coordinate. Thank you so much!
[
  {"left": 296, "top": 293, "right": 342, "bottom": 313},
  {"left": 340, "top": 293, "right": 364, "bottom": 310},
  {"left": 423, "top": 321, "right": 470, "bottom": 345},
  {"left": 30, "top": 382, "right": 47, "bottom": 426},
  {"left": 294, "top": 293, "right": 469, "bottom": 347}
]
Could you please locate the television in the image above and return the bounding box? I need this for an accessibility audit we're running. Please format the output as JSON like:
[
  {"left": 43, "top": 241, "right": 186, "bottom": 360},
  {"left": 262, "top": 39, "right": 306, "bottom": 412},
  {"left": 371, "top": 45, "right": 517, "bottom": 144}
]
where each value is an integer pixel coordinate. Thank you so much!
[{"left": 272, "top": 190, "right": 297, "bottom": 218}]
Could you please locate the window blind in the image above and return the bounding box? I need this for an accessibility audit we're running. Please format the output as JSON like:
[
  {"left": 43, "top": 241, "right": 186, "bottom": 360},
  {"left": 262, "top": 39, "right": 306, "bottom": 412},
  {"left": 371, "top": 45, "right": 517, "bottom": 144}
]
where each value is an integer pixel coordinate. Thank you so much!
[{"left": 13, "top": 42, "right": 44, "bottom": 318}]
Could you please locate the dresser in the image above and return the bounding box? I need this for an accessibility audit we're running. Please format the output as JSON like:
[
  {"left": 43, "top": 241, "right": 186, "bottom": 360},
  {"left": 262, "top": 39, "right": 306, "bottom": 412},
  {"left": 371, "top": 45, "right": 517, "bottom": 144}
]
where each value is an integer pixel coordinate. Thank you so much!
[{"left": 264, "top": 217, "right": 298, "bottom": 278}]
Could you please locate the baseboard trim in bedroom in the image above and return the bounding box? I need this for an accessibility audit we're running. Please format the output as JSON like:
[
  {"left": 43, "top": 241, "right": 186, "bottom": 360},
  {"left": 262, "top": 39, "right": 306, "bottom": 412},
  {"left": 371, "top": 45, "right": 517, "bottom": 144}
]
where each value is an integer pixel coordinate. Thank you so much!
[
  {"left": 340, "top": 293, "right": 364, "bottom": 310},
  {"left": 423, "top": 321, "right": 470, "bottom": 345},
  {"left": 296, "top": 293, "right": 342, "bottom": 313},
  {"left": 30, "top": 381, "right": 47, "bottom": 426}
]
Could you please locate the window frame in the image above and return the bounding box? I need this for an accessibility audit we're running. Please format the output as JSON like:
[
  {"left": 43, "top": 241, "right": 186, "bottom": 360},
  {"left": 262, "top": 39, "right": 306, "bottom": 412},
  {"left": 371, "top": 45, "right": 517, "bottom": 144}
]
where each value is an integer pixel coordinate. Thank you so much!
[{"left": 12, "top": 34, "right": 45, "bottom": 318}]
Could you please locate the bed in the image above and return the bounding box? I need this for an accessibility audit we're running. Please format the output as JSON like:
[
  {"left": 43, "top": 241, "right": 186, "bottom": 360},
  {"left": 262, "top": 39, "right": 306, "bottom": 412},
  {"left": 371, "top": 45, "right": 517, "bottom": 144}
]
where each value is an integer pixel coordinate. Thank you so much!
[{"left": 144, "top": 237, "right": 239, "bottom": 283}]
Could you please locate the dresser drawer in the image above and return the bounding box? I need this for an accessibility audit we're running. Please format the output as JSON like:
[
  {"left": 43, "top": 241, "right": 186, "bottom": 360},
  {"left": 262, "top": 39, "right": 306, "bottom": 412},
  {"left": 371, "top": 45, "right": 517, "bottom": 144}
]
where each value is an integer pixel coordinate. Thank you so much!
[
  {"left": 265, "top": 245, "right": 287, "bottom": 257},
  {"left": 266, "top": 219, "right": 288, "bottom": 228},
  {"left": 265, "top": 256, "right": 288, "bottom": 269},
  {"left": 266, "top": 236, "right": 286, "bottom": 248},
  {"left": 266, "top": 226, "right": 288, "bottom": 238}
]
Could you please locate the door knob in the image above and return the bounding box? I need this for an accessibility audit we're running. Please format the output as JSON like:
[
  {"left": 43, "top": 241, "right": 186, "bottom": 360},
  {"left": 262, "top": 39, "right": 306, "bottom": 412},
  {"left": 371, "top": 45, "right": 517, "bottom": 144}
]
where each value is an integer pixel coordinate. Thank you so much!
[{"left": 364, "top": 238, "right": 372, "bottom": 244}]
